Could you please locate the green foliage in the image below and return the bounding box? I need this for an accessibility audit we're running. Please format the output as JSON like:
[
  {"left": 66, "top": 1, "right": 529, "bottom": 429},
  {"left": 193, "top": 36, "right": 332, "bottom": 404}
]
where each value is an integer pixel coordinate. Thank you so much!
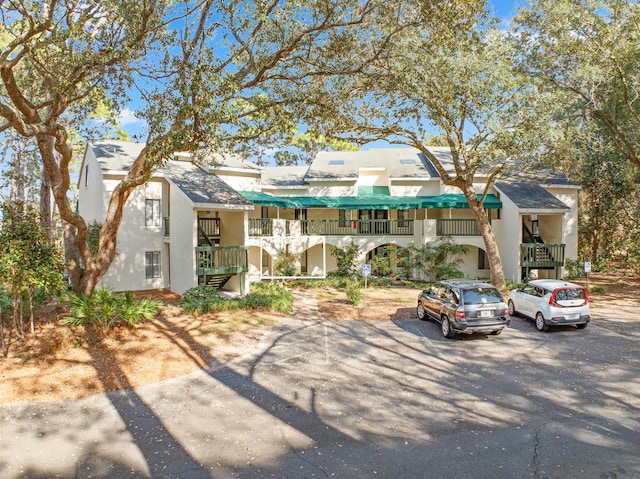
[
  {"left": 564, "top": 259, "right": 587, "bottom": 280},
  {"left": 274, "top": 131, "right": 360, "bottom": 165},
  {"left": 513, "top": 0, "right": 640, "bottom": 171},
  {"left": 368, "top": 245, "right": 397, "bottom": 278},
  {"left": 240, "top": 282, "right": 293, "bottom": 314},
  {"left": 62, "top": 287, "right": 162, "bottom": 330},
  {"left": 274, "top": 251, "right": 297, "bottom": 277},
  {"left": 86, "top": 222, "right": 103, "bottom": 256},
  {"left": 587, "top": 284, "right": 607, "bottom": 294},
  {"left": 405, "top": 238, "right": 469, "bottom": 282},
  {"left": 346, "top": 281, "right": 362, "bottom": 307},
  {"left": 0, "top": 287, "right": 11, "bottom": 313},
  {"left": 0, "top": 202, "right": 66, "bottom": 334},
  {"left": 179, "top": 282, "right": 293, "bottom": 316},
  {"left": 330, "top": 242, "right": 360, "bottom": 277},
  {"left": 179, "top": 284, "right": 226, "bottom": 315}
]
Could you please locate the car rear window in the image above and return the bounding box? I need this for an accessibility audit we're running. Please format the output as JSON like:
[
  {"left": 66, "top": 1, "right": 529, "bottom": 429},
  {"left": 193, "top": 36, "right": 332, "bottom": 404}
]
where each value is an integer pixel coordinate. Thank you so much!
[
  {"left": 461, "top": 287, "right": 503, "bottom": 304},
  {"left": 555, "top": 288, "right": 586, "bottom": 301}
]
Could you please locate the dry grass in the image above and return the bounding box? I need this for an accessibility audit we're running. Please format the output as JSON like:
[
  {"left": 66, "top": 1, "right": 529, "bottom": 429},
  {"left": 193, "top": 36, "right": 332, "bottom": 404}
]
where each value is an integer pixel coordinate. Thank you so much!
[{"left": 1, "top": 274, "right": 638, "bottom": 404}]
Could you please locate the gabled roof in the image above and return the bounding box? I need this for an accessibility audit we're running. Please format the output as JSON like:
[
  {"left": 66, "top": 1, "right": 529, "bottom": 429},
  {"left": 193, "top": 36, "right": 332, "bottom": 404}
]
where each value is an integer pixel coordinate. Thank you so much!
[
  {"left": 495, "top": 181, "right": 569, "bottom": 211},
  {"left": 305, "top": 148, "right": 438, "bottom": 181},
  {"left": 90, "top": 140, "right": 147, "bottom": 172},
  {"left": 87, "top": 141, "right": 252, "bottom": 209},
  {"left": 261, "top": 165, "right": 309, "bottom": 188},
  {"left": 161, "top": 161, "right": 253, "bottom": 208}
]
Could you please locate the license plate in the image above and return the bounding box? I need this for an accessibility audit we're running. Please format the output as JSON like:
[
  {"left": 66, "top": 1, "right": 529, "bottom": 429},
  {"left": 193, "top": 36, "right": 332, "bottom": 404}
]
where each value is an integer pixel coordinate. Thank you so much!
[
  {"left": 565, "top": 314, "right": 580, "bottom": 320},
  {"left": 479, "top": 310, "right": 493, "bottom": 317}
]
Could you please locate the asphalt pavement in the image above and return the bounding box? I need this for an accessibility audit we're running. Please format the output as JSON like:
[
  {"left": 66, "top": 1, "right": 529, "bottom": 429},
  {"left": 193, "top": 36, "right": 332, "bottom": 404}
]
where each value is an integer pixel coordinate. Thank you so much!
[{"left": 1, "top": 290, "right": 639, "bottom": 479}]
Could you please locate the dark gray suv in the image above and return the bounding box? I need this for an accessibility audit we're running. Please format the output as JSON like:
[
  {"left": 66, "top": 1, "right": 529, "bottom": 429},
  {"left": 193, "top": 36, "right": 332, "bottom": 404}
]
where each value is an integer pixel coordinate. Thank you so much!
[{"left": 417, "top": 279, "right": 510, "bottom": 338}]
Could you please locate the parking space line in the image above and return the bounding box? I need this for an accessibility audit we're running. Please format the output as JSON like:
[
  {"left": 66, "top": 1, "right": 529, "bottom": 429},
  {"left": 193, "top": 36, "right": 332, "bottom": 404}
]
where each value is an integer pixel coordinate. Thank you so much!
[
  {"left": 324, "top": 324, "right": 330, "bottom": 364},
  {"left": 407, "top": 323, "right": 448, "bottom": 361}
]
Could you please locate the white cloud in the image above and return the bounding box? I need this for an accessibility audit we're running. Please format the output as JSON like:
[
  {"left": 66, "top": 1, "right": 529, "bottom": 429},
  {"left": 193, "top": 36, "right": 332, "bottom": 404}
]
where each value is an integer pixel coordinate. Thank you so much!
[{"left": 118, "top": 108, "right": 143, "bottom": 126}]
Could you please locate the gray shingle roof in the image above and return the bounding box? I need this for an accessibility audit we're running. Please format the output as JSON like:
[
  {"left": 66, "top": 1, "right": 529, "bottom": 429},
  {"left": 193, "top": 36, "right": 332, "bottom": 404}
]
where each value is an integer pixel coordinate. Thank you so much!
[
  {"left": 495, "top": 181, "right": 569, "bottom": 211},
  {"left": 160, "top": 161, "right": 253, "bottom": 207},
  {"left": 261, "top": 166, "right": 309, "bottom": 188},
  {"left": 91, "top": 140, "right": 147, "bottom": 172},
  {"left": 88, "top": 141, "right": 252, "bottom": 208},
  {"left": 305, "top": 148, "right": 439, "bottom": 180}
]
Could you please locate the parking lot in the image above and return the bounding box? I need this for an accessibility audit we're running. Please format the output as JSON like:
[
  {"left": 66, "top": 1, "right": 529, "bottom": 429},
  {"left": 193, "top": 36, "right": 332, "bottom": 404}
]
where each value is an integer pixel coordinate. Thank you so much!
[{"left": 1, "top": 291, "right": 639, "bottom": 479}]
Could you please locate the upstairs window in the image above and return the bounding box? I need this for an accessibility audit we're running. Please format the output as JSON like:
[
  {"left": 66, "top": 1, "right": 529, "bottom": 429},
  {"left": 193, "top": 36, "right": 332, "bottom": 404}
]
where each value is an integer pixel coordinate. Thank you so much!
[
  {"left": 145, "top": 199, "right": 161, "bottom": 227},
  {"left": 338, "top": 209, "right": 351, "bottom": 227}
]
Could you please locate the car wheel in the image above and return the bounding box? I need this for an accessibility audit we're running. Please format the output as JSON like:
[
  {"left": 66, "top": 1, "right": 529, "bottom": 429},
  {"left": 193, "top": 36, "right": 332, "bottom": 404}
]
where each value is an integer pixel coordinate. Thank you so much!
[
  {"left": 441, "top": 316, "right": 455, "bottom": 339},
  {"left": 535, "top": 312, "right": 548, "bottom": 332},
  {"left": 508, "top": 300, "right": 516, "bottom": 316},
  {"left": 417, "top": 302, "right": 427, "bottom": 320},
  {"left": 576, "top": 323, "right": 588, "bottom": 329}
]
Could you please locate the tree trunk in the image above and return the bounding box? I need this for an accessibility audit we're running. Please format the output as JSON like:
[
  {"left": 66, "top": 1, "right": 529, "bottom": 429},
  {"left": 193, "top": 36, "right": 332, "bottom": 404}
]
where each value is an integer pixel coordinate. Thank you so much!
[
  {"left": 36, "top": 129, "right": 161, "bottom": 295},
  {"left": 28, "top": 288, "right": 35, "bottom": 335},
  {"left": 0, "top": 304, "right": 6, "bottom": 358},
  {"left": 463, "top": 185, "right": 508, "bottom": 294}
]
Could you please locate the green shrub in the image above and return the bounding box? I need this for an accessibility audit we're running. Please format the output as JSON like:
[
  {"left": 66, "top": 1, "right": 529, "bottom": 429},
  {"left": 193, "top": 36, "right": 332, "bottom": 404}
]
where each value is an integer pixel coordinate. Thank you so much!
[
  {"left": 62, "top": 287, "right": 162, "bottom": 329},
  {"left": 241, "top": 282, "right": 293, "bottom": 313},
  {"left": 564, "top": 259, "right": 587, "bottom": 280},
  {"left": 180, "top": 282, "right": 293, "bottom": 315},
  {"left": 346, "top": 280, "right": 362, "bottom": 306},
  {"left": 330, "top": 242, "right": 359, "bottom": 277},
  {"left": 274, "top": 251, "right": 297, "bottom": 276},
  {"left": 179, "top": 284, "right": 227, "bottom": 314},
  {"left": 587, "top": 284, "right": 607, "bottom": 294}
]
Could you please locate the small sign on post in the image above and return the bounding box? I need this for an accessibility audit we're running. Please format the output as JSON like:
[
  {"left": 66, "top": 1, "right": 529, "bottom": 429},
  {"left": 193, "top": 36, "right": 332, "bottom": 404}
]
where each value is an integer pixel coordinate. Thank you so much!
[
  {"left": 584, "top": 261, "right": 591, "bottom": 290},
  {"left": 362, "top": 264, "right": 371, "bottom": 309}
]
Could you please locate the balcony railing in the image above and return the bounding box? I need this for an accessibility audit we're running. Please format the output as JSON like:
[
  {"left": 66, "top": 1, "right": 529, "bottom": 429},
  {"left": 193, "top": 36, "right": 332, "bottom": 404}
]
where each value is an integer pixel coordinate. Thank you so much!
[
  {"left": 249, "top": 218, "right": 414, "bottom": 236},
  {"left": 436, "top": 219, "right": 480, "bottom": 236},
  {"left": 521, "top": 243, "right": 565, "bottom": 268},
  {"left": 249, "top": 218, "right": 273, "bottom": 236},
  {"left": 196, "top": 246, "right": 248, "bottom": 276}
]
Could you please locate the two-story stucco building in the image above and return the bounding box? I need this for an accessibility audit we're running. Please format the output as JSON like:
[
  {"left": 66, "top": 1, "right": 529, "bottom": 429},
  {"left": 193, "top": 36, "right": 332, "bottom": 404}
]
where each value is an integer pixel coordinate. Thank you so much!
[{"left": 78, "top": 140, "right": 579, "bottom": 295}]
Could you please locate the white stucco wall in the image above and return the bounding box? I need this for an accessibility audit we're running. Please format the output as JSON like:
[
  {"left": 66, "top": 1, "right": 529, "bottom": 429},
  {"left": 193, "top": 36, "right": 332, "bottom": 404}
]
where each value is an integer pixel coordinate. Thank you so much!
[
  {"left": 168, "top": 186, "right": 197, "bottom": 295},
  {"left": 546, "top": 187, "right": 580, "bottom": 263},
  {"left": 97, "top": 180, "right": 168, "bottom": 292},
  {"left": 495, "top": 196, "right": 522, "bottom": 284},
  {"left": 77, "top": 151, "right": 106, "bottom": 222},
  {"left": 215, "top": 172, "right": 260, "bottom": 192}
]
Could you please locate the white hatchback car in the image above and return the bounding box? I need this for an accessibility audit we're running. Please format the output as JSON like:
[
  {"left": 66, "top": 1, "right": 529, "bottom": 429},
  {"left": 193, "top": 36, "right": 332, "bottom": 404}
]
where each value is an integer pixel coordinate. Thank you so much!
[{"left": 508, "top": 279, "right": 591, "bottom": 332}]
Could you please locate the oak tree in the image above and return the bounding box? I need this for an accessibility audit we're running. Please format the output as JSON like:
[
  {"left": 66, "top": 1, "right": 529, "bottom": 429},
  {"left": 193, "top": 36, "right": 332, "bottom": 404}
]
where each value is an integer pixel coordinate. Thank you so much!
[{"left": 1, "top": 0, "right": 378, "bottom": 294}]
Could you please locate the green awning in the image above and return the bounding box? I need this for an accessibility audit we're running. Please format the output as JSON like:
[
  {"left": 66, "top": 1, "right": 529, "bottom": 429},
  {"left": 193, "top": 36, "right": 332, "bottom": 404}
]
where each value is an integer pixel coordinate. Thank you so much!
[
  {"left": 238, "top": 191, "right": 298, "bottom": 209},
  {"left": 287, "top": 195, "right": 422, "bottom": 210},
  {"left": 420, "top": 193, "right": 502, "bottom": 209},
  {"left": 241, "top": 191, "right": 501, "bottom": 210},
  {"left": 358, "top": 185, "right": 390, "bottom": 196}
]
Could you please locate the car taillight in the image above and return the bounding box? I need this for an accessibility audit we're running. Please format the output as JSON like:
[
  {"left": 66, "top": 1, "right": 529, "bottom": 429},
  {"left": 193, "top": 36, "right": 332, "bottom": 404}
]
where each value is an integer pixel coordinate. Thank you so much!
[
  {"left": 583, "top": 288, "right": 589, "bottom": 305},
  {"left": 549, "top": 290, "right": 560, "bottom": 308},
  {"left": 456, "top": 308, "right": 465, "bottom": 320}
]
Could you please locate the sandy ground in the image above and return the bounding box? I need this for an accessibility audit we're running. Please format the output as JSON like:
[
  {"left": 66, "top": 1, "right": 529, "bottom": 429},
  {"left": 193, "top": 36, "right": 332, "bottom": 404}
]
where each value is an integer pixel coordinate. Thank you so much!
[{"left": 0, "top": 273, "right": 636, "bottom": 404}]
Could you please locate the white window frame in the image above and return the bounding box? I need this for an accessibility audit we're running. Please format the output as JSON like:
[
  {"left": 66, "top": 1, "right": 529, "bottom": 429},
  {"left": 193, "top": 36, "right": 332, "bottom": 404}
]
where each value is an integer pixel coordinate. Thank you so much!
[{"left": 145, "top": 251, "right": 161, "bottom": 278}]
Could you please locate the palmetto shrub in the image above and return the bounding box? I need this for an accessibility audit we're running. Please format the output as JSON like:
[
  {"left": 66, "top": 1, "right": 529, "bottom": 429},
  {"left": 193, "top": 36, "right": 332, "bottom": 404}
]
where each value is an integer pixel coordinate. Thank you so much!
[{"left": 62, "top": 287, "right": 162, "bottom": 330}]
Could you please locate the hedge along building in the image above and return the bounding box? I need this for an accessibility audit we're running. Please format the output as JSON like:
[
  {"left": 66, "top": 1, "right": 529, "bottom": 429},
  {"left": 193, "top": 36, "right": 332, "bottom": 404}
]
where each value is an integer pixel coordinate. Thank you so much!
[{"left": 77, "top": 140, "right": 579, "bottom": 295}]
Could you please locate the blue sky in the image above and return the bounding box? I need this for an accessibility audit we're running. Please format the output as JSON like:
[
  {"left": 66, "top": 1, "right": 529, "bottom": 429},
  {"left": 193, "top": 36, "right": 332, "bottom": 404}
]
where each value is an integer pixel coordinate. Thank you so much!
[{"left": 118, "top": 0, "right": 522, "bottom": 146}]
